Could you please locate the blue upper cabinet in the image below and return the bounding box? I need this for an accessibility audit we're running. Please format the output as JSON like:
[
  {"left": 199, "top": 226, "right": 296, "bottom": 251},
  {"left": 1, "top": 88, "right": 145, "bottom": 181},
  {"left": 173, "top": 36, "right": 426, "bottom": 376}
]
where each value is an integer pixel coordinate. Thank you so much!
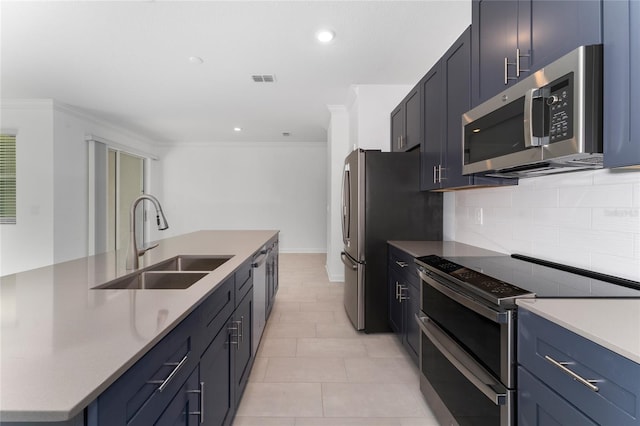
[
  {"left": 471, "top": 0, "right": 602, "bottom": 107},
  {"left": 603, "top": 0, "right": 640, "bottom": 168}
]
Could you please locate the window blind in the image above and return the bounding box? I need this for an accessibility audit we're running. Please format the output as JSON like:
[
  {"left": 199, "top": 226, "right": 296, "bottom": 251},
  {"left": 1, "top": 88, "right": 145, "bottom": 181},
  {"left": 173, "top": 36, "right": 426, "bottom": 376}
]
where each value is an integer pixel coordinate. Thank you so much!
[{"left": 0, "top": 134, "right": 16, "bottom": 224}]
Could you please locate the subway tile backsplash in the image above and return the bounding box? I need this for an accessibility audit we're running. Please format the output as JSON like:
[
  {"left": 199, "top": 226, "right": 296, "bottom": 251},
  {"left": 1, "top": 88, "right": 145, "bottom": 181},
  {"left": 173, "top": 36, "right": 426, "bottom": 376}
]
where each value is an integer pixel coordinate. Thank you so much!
[{"left": 448, "top": 168, "right": 640, "bottom": 281}]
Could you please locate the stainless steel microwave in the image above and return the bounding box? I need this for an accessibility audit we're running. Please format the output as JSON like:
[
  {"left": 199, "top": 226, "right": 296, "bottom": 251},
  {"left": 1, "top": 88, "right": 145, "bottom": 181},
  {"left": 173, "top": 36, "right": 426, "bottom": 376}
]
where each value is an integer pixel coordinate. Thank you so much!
[{"left": 462, "top": 45, "right": 603, "bottom": 178}]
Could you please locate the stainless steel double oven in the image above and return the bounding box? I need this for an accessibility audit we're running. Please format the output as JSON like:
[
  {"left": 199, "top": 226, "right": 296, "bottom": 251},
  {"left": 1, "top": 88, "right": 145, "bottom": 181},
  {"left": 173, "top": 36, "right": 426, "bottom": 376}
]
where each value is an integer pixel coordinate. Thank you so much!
[{"left": 414, "top": 253, "right": 640, "bottom": 426}]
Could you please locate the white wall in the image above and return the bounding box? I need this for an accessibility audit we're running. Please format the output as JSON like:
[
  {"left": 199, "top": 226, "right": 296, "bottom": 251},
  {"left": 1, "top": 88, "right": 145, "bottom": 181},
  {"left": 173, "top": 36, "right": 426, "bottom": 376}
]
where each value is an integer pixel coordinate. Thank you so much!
[
  {"left": 160, "top": 141, "right": 327, "bottom": 253},
  {"left": 347, "top": 85, "right": 412, "bottom": 152},
  {"left": 0, "top": 100, "right": 55, "bottom": 275},
  {"left": 0, "top": 100, "right": 161, "bottom": 276},
  {"left": 326, "top": 106, "right": 350, "bottom": 281},
  {"left": 448, "top": 169, "right": 640, "bottom": 281}
]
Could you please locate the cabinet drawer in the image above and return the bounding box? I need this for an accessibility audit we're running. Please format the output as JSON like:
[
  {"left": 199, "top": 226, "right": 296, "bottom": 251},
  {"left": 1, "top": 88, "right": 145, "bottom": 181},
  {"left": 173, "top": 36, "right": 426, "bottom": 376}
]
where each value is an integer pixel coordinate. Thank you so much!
[
  {"left": 518, "top": 366, "right": 598, "bottom": 425},
  {"left": 96, "top": 313, "right": 198, "bottom": 425},
  {"left": 199, "top": 275, "right": 235, "bottom": 350},
  {"left": 519, "top": 309, "right": 640, "bottom": 426},
  {"left": 235, "top": 259, "right": 253, "bottom": 306},
  {"left": 388, "top": 246, "right": 418, "bottom": 287}
]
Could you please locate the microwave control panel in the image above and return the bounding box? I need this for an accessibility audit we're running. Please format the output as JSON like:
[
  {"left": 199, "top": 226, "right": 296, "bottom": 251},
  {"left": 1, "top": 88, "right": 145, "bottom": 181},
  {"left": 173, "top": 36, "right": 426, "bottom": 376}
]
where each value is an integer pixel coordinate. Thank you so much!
[{"left": 547, "top": 75, "right": 574, "bottom": 143}]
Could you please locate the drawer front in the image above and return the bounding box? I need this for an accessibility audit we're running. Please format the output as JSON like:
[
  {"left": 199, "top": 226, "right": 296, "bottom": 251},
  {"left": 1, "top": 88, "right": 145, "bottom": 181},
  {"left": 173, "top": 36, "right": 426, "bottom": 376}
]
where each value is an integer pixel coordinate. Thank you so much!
[
  {"left": 518, "top": 366, "right": 598, "bottom": 425},
  {"left": 388, "top": 246, "right": 418, "bottom": 287},
  {"left": 235, "top": 259, "right": 253, "bottom": 306},
  {"left": 97, "top": 313, "right": 198, "bottom": 425},
  {"left": 199, "top": 275, "right": 235, "bottom": 352},
  {"left": 519, "top": 309, "right": 640, "bottom": 426}
]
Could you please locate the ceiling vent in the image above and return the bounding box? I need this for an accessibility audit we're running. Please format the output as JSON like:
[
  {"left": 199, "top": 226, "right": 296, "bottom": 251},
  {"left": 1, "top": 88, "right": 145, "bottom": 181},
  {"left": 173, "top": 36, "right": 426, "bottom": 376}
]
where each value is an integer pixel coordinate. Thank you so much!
[{"left": 252, "top": 74, "right": 276, "bottom": 83}]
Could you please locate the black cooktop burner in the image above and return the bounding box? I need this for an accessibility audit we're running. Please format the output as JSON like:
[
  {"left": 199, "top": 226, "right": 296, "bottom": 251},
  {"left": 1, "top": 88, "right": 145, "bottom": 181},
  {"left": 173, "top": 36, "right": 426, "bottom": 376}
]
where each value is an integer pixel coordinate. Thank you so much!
[{"left": 415, "top": 254, "right": 640, "bottom": 306}]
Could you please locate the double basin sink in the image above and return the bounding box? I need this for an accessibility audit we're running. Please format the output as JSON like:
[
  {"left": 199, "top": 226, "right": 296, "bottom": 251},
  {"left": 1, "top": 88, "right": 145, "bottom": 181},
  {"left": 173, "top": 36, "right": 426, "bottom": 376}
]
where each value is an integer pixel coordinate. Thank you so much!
[{"left": 92, "top": 255, "right": 232, "bottom": 290}]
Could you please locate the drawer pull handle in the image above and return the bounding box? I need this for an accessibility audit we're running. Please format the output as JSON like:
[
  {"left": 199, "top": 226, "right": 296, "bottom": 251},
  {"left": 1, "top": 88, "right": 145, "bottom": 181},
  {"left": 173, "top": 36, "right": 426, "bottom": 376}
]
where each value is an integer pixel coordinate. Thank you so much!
[
  {"left": 544, "top": 355, "right": 600, "bottom": 392},
  {"left": 187, "top": 381, "right": 205, "bottom": 423},
  {"left": 395, "top": 261, "right": 408, "bottom": 268},
  {"left": 398, "top": 285, "right": 409, "bottom": 302},
  {"left": 147, "top": 354, "right": 189, "bottom": 392}
]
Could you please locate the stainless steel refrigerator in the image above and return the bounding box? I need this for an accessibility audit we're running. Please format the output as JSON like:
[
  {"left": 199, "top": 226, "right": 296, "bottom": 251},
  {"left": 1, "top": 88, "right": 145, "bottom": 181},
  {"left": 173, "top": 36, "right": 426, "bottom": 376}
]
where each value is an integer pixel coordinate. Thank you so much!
[{"left": 341, "top": 149, "right": 442, "bottom": 332}]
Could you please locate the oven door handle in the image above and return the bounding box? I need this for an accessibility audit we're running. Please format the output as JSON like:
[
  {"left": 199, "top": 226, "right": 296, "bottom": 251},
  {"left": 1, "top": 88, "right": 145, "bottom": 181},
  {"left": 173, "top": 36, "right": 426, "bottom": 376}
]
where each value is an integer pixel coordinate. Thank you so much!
[
  {"left": 415, "top": 313, "right": 509, "bottom": 406},
  {"left": 418, "top": 269, "right": 509, "bottom": 324}
]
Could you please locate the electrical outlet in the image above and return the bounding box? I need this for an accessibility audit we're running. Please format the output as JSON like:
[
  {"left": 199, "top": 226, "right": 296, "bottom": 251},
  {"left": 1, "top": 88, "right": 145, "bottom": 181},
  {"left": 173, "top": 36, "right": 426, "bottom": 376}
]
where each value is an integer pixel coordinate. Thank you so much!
[{"left": 473, "top": 207, "right": 484, "bottom": 225}]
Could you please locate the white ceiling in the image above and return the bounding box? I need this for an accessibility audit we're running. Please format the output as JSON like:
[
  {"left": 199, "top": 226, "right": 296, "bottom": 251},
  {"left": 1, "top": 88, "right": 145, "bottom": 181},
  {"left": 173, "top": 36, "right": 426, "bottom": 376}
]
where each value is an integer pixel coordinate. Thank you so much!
[{"left": 1, "top": 1, "right": 471, "bottom": 144}]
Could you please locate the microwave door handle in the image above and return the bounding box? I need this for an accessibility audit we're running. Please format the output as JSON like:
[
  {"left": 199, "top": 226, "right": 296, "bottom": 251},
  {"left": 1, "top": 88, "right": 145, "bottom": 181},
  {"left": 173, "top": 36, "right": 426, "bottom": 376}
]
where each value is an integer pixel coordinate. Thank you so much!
[{"left": 524, "top": 88, "right": 550, "bottom": 148}]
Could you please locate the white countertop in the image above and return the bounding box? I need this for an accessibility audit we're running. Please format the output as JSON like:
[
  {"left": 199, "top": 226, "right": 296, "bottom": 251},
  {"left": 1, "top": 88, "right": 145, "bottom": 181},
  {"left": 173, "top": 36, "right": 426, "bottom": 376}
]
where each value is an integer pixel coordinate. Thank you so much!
[
  {"left": 517, "top": 299, "right": 640, "bottom": 365},
  {"left": 0, "top": 230, "right": 278, "bottom": 422}
]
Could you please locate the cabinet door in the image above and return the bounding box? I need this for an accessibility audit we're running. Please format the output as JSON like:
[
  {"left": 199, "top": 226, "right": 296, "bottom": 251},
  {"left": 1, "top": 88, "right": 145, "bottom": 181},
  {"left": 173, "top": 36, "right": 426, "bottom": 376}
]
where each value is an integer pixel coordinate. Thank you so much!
[
  {"left": 420, "top": 63, "right": 444, "bottom": 191},
  {"left": 155, "top": 367, "right": 202, "bottom": 426},
  {"left": 201, "top": 319, "right": 235, "bottom": 426},
  {"left": 442, "top": 26, "right": 473, "bottom": 189},
  {"left": 402, "top": 282, "right": 419, "bottom": 366},
  {"left": 519, "top": 366, "right": 598, "bottom": 426},
  {"left": 471, "top": 0, "right": 519, "bottom": 106},
  {"left": 404, "top": 88, "right": 421, "bottom": 151},
  {"left": 526, "top": 0, "right": 602, "bottom": 76},
  {"left": 390, "top": 105, "right": 405, "bottom": 152},
  {"left": 234, "top": 289, "right": 254, "bottom": 405},
  {"left": 604, "top": 0, "right": 640, "bottom": 168},
  {"left": 388, "top": 268, "right": 403, "bottom": 335}
]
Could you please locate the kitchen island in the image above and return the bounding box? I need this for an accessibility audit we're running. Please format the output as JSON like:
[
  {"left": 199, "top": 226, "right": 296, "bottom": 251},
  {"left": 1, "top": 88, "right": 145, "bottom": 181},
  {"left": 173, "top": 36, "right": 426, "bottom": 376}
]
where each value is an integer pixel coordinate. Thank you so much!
[{"left": 0, "top": 230, "right": 278, "bottom": 424}]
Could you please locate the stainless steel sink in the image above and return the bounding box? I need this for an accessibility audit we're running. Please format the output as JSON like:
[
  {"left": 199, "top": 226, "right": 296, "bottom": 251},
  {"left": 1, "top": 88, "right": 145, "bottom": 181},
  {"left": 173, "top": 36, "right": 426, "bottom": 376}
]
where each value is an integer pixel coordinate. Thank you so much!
[
  {"left": 93, "top": 271, "right": 209, "bottom": 290},
  {"left": 146, "top": 255, "right": 232, "bottom": 272}
]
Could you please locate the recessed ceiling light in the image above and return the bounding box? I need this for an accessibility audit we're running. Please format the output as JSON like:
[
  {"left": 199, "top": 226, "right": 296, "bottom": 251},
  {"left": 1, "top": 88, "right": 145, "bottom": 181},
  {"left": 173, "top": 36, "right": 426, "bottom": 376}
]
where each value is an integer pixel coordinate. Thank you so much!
[
  {"left": 233, "top": 127, "right": 242, "bottom": 132},
  {"left": 316, "top": 29, "right": 335, "bottom": 43},
  {"left": 188, "top": 56, "right": 204, "bottom": 64}
]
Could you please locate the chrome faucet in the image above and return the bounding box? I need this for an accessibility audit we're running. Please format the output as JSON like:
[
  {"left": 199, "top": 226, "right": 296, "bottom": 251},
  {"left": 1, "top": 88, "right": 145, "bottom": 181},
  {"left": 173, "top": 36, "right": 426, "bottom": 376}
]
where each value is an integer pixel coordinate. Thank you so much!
[{"left": 126, "top": 194, "right": 169, "bottom": 270}]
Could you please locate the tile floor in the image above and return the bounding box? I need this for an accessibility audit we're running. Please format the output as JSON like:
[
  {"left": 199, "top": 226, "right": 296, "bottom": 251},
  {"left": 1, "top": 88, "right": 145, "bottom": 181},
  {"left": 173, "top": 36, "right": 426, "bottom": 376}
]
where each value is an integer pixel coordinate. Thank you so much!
[{"left": 233, "top": 253, "right": 441, "bottom": 426}]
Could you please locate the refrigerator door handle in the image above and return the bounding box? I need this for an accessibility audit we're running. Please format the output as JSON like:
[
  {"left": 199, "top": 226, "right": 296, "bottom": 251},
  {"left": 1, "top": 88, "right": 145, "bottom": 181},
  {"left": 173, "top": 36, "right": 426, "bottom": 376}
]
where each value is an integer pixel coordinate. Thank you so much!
[
  {"left": 341, "top": 164, "right": 351, "bottom": 245},
  {"left": 340, "top": 252, "right": 358, "bottom": 271}
]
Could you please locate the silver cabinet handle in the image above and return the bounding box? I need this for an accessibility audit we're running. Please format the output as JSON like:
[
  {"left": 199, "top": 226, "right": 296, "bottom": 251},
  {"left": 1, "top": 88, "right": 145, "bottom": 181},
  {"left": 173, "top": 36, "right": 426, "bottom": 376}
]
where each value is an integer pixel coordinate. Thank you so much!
[
  {"left": 516, "top": 48, "right": 530, "bottom": 77},
  {"left": 395, "top": 281, "right": 400, "bottom": 300},
  {"left": 504, "top": 57, "right": 518, "bottom": 84},
  {"left": 395, "top": 260, "right": 408, "bottom": 268},
  {"left": 227, "top": 324, "right": 240, "bottom": 348},
  {"left": 238, "top": 315, "right": 244, "bottom": 343},
  {"left": 433, "top": 165, "right": 437, "bottom": 184},
  {"left": 398, "top": 285, "right": 409, "bottom": 302},
  {"left": 147, "top": 354, "right": 189, "bottom": 392},
  {"left": 187, "top": 381, "right": 205, "bottom": 423},
  {"left": 544, "top": 355, "right": 600, "bottom": 392}
]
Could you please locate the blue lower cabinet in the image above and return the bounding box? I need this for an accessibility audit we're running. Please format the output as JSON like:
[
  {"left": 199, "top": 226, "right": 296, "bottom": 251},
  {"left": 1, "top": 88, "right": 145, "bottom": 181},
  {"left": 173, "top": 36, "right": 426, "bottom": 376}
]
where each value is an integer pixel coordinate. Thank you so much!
[
  {"left": 200, "top": 319, "right": 235, "bottom": 426},
  {"left": 154, "top": 366, "right": 202, "bottom": 426},
  {"left": 518, "top": 366, "right": 598, "bottom": 426},
  {"left": 518, "top": 308, "right": 640, "bottom": 426},
  {"left": 233, "top": 289, "right": 253, "bottom": 406}
]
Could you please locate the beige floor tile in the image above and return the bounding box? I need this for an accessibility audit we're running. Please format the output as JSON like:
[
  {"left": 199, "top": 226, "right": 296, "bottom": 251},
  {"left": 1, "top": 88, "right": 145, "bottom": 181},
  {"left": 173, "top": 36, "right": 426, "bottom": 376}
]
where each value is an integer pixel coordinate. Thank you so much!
[
  {"left": 263, "top": 322, "right": 317, "bottom": 338},
  {"left": 296, "top": 338, "right": 368, "bottom": 358},
  {"left": 363, "top": 335, "right": 407, "bottom": 358},
  {"left": 233, "top": 417, "right": 296, "bottom": 426},
  {"left": 295, "top": 418, "right": 402, "bottom": 426},
  {"left": 279, "top": 311, "right": 336, "bottom": 324},
  {"left": 271, "top": 301, "right": 301, "bottom": 313},
  {"left": 236, "top": 383, "right": 323, "bottom": 417},
  {"left": 344, "top": 357, "right": 419, "bottom": 384},
  {"left": 321, "top": 383, "right": 429, "bottom": 418},
  {"left": 315, "top": 323, "right": 362, "bottom": 338},
  {"left": 298, "top": 301, "right": 343, "bottom": 312},
  {"left": 257, "top": 338, "right": 298, "bottom": 357},
  {"left": 248, "top": 357, "right": 268, "bottom": 382},
  {"left": 399, "top": 418, "right": 441, "bottom": 426},
  {"left": 264, "top": 357, "right": 347, "bottom": 382}
]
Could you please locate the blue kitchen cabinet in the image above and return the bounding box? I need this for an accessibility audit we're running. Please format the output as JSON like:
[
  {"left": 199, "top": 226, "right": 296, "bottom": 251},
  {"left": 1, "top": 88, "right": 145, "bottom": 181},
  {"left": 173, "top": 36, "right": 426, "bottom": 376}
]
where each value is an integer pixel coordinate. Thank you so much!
[
  {"left": 200, "top": 317, "right": 235, "bottom": 426},
  {"left": 387, "top": 245, "right": 420, "bottom": 366},
  {"left": 154, "top": 366, "right": 202, "bottom": 426},
  {"left": 390, "top": 87, "right": 421, "bottom": 152},
  {"left": 233, "top": 289, "right": 254, "bottom": 406},
  {"left": 603, "top": 0, "right": 640, "bottom": 168},
  {"left": 471, "top": 0, "right": 602, "bottom": 107},
  {"left": 420, "top": 27, "right": 515, "bottom": 191},
  {"left": 518, "top": 308, "right": 640, "bottom": 425}
]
